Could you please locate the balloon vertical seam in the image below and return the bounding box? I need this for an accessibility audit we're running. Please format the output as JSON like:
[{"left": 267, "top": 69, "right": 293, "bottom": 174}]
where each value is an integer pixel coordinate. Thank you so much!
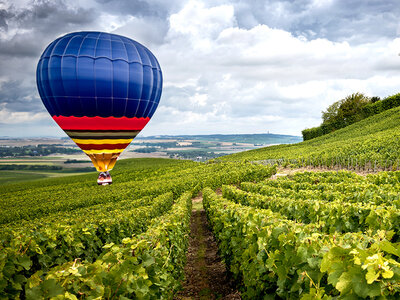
[
  {"left": 62, "top": 35, "right": 77, "bottom": 116},
  {"left": 119, "top": 36, "right": 130, "bottom": 118},
  {"left": 48, "top": 36, "right": 68, "bottom": 116},
  {"left": 108, "top": 34, "right": 114, "bottom": 118},
  {"left": 133, "top": 43, "right": 144, "bottom": 118},
  {"left": 76, "top": 33, "right": 89, "bottom": 117},
  {"left": 93, "top": 32, "right": 101, "bottom": 116},
  {"left": 142, "top": 49, "right": 153, "bottom": 118}
]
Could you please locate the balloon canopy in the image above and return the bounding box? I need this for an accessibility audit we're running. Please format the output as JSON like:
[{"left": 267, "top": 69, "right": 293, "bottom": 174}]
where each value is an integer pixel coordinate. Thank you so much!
[{"left": 36, "top": 32, "right": 162, "bottom": 182}]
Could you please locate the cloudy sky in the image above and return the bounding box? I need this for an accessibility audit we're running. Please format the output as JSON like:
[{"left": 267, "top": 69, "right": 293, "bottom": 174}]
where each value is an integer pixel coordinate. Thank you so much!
[{"left": 0, "top": 0, "right": 399, "bottom": 138}]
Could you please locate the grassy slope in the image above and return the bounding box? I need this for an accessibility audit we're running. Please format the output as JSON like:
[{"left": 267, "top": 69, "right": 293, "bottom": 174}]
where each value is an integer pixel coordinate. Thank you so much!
[
  {"left": 0, "top": 170, "right": 98, "bottom": 186},
  {"left": 0, "top": 171, "right": 49, "bottom": 185},
  {"left": 0, "top": 158, "right": 195, "bottom": 225},
  {"left": 222, "top": 106, "right": 400, "bottom": 163}
]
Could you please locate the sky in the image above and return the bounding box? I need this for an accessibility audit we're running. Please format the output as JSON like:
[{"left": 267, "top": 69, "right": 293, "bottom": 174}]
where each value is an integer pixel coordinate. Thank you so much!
[{"left": 0, "top": 0, "right": 399, "bottom": 138}]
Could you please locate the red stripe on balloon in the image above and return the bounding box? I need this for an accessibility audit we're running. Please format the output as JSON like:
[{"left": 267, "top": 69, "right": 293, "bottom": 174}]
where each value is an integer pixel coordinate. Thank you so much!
[
  {"left": 76, "top": 143, "right": 131, "bottom": 150},
  {"left": 53, "top": 116, "right": 150, "bottom": 131}
]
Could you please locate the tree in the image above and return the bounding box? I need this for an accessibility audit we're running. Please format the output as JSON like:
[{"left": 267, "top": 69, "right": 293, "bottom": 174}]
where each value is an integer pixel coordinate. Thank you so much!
[
  {"left": 322, "top": 100, "right": 343, "bottom": 124},
  {"left": 370, "top": 96, "right": 380, "bottom": 103},
  {"left": 337, "top": 93, "right": 371, "bottom": 125},
  {"left": 321, "top": 93, "right": 371, "bottom": 126}
]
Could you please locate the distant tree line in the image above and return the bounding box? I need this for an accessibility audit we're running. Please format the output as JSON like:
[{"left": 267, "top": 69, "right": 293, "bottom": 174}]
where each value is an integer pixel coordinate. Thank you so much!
[
  {"left": 64, "top": 159, "right": 92, "bottom": 164},
  {"left": 302, "top": 92, "right": 400, "bottom": 140},
  {"left": 133, "top": 147, "right": 159, "bottom": 153},
  {"left": 0, "top": 164, "right": 62, "bottom": 171},
  {"left": 0, "top": 145, "right": 81, "bottom": 157}
]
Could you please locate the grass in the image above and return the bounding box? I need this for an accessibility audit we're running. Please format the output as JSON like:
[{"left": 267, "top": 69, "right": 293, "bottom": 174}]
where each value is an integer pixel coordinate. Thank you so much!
[
  {"left": 0, "top": 171, "right": 48, "bottom": 185},
  {"left": 0, "top": 155, "right": 95, "bottom": 185}
]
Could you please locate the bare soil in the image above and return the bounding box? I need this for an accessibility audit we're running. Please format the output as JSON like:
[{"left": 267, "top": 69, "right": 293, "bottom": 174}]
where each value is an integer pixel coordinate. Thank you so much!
[{"left": 175, "top": 195, "right": 240, "bottom": 300}]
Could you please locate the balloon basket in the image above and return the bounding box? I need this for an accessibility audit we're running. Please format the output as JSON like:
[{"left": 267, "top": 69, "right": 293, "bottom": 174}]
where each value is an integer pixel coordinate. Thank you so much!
[{"left": 97, "top": 171, "right": 112, "bottom": 186}]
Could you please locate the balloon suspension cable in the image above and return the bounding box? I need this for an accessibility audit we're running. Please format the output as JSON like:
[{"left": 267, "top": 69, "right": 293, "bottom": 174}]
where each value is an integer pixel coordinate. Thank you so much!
[{"left": 97, "top": 171, "right": 112, "bottom": 186}]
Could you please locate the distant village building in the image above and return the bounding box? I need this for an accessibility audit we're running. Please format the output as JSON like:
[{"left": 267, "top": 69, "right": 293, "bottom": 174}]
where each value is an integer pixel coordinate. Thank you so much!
[{"left": 177, "top": 142, "right": 192, "bottom": 146}]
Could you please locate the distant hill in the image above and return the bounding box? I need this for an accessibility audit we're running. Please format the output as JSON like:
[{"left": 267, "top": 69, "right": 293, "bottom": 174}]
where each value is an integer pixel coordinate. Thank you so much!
[
  {"left": 222, "top": 106, "right": 400, "bottom": 169},
  {"left": 137, "top": 133, "right": 302, "bottom": 145}
]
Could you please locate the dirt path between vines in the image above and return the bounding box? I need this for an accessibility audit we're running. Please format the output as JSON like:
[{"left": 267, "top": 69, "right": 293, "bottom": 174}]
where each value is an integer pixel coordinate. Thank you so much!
[{"left": 174, "top": 195, "right": 241, "bottom": 300}]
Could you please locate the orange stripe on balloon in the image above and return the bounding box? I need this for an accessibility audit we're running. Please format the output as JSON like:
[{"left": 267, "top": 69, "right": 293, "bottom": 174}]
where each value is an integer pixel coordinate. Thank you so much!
[{"left": 52, "top": 116, "right": 150, "bottom": 131}]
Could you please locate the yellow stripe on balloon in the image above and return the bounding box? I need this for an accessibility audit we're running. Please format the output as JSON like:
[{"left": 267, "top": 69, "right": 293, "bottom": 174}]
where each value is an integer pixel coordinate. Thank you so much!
[
  {"left": 82, "top": 149, "right": 126, "bottom": 154},
  {"left": 72, "top": 138, "right": 133, "bottom": 145}
]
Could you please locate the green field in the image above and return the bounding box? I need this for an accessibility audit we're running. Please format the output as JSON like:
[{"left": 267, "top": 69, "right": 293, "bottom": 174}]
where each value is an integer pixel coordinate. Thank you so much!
[
  {"left": 0, "top": 156, "right": 95, "bottom": 184},
  {"left": 0, "top": 170, "right": 49, "bottom": 185}
]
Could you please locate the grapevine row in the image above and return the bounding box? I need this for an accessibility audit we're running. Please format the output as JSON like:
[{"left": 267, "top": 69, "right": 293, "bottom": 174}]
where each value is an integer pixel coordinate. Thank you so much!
[
  {"left": 0, "top": 192, "right": 174, "bottom": 298},
  {"left": 222, "top": 185, "right": 400, "bottom": 236},
  {"left": 203, "top": 188, "right": 400, "bottom": 299},
  {"left": 25, "top": 192, "right": 193, "bottom": 299}
]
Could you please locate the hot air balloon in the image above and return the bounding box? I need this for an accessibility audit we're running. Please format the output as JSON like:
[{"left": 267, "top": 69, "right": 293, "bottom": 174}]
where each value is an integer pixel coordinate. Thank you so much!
[{"left": 36, "top": 32, "right": 162, "bottom": 185}]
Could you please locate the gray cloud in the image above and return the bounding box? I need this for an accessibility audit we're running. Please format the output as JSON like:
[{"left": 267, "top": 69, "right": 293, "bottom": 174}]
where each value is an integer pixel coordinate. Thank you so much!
[
  {"left": 14, "top": 0, "right": 96, "bottom": 29},
  {"left": 231, "top": 0, "right": 400, "bottom": 44},
  {"left": 0, "top": 8, "right": 13, "bottom": 31},
  {"left": 94, "top": 0, "right": 180, "bottom": 46},
  {"left": 0, "top": 32, "right": 43, "bottom": 57},
  {"left": 94, "top": 0, "right": 174, "bottom": 18},
  {"left": 0, "top": 0, "right": 97, "bottom": 57},
  {"left": 0, "top": 0, "right": 99, "bottom": 129},
  {"left": 0, "top": 80, "right": 43, "bottom": 112}
]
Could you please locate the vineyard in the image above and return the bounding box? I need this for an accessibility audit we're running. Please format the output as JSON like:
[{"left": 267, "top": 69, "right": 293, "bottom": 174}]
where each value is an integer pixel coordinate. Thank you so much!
[
  {"left": 0, "top": 158, "right": 275, "bottom": 299},
  {"left": 1, "top": 106, "right": 400, "bottom": 299},
  {"left": 204, "top": 171, "right": 400, "bottom": 298}
]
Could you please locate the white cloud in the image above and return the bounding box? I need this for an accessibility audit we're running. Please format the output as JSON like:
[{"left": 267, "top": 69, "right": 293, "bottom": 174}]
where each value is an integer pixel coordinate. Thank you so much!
[
  {"left": 144, "top": 0, "right": 400, "bottom": 136},
  {"left": 169, "top": 0, "right": 235, "bottom": 45},
  {"left": 189, "top": 93, "right": 208, "bottom": 106},
  {"left": 111, "top": 15, "right": 168, "bottom": 48},
  {"left": 0, "top": 107, "right": 48, "bottom": 124}
]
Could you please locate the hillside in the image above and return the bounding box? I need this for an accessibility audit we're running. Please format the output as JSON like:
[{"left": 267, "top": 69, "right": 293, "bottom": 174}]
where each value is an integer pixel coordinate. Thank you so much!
[{"left": 222, "top": 106, "right": 400, "bottom": 169}]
